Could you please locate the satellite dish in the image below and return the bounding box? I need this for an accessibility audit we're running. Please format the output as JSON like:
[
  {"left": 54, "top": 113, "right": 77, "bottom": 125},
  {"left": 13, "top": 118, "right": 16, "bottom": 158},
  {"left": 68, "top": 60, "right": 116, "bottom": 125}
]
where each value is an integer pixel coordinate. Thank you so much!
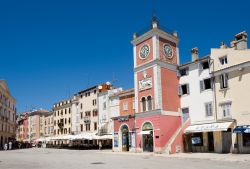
[{"left": 98, "top": 85, "right": 103, "bottom": 90}]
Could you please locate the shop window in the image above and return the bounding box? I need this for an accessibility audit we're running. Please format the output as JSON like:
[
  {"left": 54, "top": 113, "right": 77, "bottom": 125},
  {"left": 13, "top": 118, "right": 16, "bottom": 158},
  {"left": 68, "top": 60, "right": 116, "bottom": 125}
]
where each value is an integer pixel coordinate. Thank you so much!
[
  {"left": 243, "top": 133, "right": 250, "bottom": 147},
  {"left": 191, "top": 133, "right": 203, "bottom": 146}
]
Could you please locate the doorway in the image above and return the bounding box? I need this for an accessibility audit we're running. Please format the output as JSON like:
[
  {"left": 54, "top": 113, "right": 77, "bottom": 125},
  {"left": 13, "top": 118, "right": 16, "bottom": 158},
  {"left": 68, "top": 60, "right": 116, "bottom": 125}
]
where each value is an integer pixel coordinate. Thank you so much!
[
  {"left": 142, "top": 122, "right": 154, "bottom": 152},
  {"left": 222, "top": 129, "right": 232, "bottom": 153},
  {"left": 121, "top": 125, "right": 129, "bottom": 151},
  {"left": 208, "top": 132, "right": 214, "bottom": 152}
]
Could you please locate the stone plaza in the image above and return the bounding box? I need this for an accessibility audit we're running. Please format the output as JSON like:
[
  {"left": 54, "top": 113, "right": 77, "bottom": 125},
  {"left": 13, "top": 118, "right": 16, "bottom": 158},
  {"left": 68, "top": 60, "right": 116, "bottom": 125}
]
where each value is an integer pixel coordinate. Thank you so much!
[{"left": 0, "top": 149, "right": 249, "bottom": 169}]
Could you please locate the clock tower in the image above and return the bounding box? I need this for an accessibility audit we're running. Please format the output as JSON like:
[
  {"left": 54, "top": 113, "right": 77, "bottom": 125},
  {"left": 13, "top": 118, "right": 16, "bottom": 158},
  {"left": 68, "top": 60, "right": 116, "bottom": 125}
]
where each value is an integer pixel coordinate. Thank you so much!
[{"left": 132, "top": 17, "right": 182, "bottom": 153}]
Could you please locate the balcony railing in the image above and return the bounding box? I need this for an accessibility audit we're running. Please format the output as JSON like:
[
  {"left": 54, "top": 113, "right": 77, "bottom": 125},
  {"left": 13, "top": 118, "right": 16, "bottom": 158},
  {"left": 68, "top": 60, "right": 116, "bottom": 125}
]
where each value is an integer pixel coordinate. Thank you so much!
[{"left": 84, "top": 116, "right": 91, "bottom": 124}]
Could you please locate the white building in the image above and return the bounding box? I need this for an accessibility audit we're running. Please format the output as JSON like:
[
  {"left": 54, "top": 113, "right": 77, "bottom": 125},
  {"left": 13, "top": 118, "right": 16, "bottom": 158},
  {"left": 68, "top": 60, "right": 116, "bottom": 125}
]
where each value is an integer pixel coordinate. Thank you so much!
[
  {"left": 179, "top": 48, "right": 214, "bottom": 125},
  {"left": 97, "top": 88, "right": 122, "bottom": 137},
  {"left": 180, "top": 48, "right": 233, "bottom": 153}
]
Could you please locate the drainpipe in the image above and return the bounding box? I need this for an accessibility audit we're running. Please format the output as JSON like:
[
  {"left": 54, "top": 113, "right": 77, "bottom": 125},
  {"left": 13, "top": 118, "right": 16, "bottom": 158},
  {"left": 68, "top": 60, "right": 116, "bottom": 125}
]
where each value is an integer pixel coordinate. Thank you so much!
[
  {"left": 210, "top": 58, "right": 218, "bottom": 122},
  {"left": 133, "top": 102, "right": 137, "bottom": 152}
]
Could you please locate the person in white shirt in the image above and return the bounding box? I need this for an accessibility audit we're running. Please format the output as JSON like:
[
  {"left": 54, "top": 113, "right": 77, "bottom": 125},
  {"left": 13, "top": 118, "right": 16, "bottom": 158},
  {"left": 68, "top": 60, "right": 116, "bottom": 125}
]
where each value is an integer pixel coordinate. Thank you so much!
[
  {"left": 9, "top": 141, "right": 12, "bottom": 150},
  {"left": 4, "top": 143, "right": 8, "bottom": 151}
]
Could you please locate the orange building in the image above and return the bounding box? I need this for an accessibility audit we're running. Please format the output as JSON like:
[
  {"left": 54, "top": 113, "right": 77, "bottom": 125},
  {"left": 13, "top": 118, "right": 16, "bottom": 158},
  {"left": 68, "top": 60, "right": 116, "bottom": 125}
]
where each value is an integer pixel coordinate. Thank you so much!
[{"left": 113, "top": 89, "right": 135, "bottom": 152}]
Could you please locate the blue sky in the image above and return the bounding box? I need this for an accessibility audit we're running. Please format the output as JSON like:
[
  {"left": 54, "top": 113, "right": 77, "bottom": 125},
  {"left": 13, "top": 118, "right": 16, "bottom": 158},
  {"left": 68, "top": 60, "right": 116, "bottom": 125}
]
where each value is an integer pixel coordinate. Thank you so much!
[{"left": 0, "top": 0, "right": 249, "bottom": 112}]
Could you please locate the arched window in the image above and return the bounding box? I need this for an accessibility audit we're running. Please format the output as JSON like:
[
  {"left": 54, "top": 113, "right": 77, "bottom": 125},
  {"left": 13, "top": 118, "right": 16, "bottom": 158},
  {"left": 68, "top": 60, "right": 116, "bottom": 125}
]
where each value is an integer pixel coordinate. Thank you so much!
[
  {"left": 147, "top": 96, "right": 152, "bottom": 111},
  {"left": 64, "top": 128, "right": 67, "bottom": 134},
  {"left": 142, "top": 97, "right": 146, "bottom": 112}
]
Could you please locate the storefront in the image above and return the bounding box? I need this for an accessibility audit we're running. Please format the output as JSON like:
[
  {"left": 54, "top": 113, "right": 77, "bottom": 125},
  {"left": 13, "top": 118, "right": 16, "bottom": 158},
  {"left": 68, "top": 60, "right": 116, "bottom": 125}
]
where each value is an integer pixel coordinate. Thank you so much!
[
  {"left": 113, "top": 115, "right": 135, "bottom": 152},
  {"left": 135, "top": 113, "right": 182, "bottom": 153},
  {"left": 184, "top": 122, "right": 233, "bottom": 153},
  {"left": 233, "top": 125, "right": 250, "bottom": 153}
]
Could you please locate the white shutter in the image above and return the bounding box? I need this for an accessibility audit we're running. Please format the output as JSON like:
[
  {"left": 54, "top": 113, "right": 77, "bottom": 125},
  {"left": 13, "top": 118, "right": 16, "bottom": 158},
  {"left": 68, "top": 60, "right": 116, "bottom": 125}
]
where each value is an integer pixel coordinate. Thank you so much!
[
  {"left": 186, "top": 84, "right": 190, "bottom": 94},
  {"left": 200, "top": 80, "right": 204, "bottom": 92},
  {"left": 178, "top": 85, "right": 182, "bottom": 96}
]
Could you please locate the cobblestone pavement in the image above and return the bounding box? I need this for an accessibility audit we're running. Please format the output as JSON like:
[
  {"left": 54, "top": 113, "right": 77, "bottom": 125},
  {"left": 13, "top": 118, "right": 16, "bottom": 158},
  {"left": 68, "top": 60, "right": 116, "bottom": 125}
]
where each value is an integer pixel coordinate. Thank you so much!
[{"left": 0, "top": 148, "right": 249, "bottom": 169}]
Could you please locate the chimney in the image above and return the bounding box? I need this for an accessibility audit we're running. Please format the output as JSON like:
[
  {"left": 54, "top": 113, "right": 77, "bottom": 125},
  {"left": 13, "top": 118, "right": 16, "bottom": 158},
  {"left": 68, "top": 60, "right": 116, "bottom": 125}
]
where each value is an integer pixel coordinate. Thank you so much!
[
  {"left": 234, "top": 31, "right": 248, "bottom": 50},
  {"left": 191, "top": 47, "right": 199, "bottom": 61},
  {"left": 230, "top": 40, "right": 236, "bottom": 49},
  {"left": 220, "top": 42, "right": 227, "bottom": 49}
]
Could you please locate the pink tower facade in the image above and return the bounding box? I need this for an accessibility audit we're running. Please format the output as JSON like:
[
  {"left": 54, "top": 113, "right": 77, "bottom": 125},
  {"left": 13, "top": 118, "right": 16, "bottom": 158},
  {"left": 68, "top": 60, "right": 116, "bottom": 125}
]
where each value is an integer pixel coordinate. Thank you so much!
[{"left": 132, "top": 18, "right": 182, "bottom": 153}]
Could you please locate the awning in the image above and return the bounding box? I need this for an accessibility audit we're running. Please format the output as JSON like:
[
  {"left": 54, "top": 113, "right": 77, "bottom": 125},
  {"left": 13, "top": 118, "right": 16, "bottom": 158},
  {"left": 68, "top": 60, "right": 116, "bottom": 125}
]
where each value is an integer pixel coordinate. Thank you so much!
[
  {"left": 137, "top": 130, "right": 152, "bottom": 135},
  {"left": 185, "top": 122, "right": 233, "bottom": 133},
  {"left": 95, "top": 135, "right": 113, "bottom": 140},
  {"left": 233, "top": 125, "right": 250, "bottom": 133}
]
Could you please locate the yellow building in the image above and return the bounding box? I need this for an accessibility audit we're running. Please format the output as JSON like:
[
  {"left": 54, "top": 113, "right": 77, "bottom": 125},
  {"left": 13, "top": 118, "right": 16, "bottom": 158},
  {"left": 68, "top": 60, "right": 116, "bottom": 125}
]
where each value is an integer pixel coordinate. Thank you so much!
[
  {"left": 0, "top": 80, "right": 16, "bottom": 149},
  {"left": 53, "top": 99, "right": 72, "bottom": 145},
  {"left": 44, "top": 112, "right": 54, "bottom": 137},
  {"left": 211, "top": 31, "right": 250, "bottom": 153}
]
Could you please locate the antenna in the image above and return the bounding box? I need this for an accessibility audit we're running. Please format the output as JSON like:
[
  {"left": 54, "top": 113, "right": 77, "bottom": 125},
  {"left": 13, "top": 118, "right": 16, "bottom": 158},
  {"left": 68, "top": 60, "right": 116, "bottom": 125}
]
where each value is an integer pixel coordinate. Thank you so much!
[
  {"left": 152, "top": 0, "right": 157, "bottom": 19},
  {"left": 111, "top": 72, "right": 118, "bottom": 87}
]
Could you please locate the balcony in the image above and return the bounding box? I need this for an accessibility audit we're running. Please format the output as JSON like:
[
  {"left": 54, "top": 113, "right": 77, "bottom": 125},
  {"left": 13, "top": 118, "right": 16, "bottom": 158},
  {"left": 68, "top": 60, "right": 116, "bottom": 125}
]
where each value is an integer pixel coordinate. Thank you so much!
[
  {"left": 58, "top": 122, "right": 64, "bottom": 129},
  {"left": 84, "top": 116, "right": 91, "bottom": 124},
  {"left": 98, "top": 128, "right": 108, "bottom": 136}
]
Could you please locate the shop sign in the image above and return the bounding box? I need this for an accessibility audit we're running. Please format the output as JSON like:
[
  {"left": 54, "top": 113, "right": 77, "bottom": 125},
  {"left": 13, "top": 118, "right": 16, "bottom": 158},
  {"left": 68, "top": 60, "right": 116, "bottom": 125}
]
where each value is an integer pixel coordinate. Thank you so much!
[
  {"left": 114, "top": 133, "right": 118, "bottom": 147},
  {"left": 118, "top": 116, "right": 129, "bottom": 122},
  {"left": 131, "top": 132, "right": 136, "bottom": 148},
  {"left": 191, "top": 137, "right": 201, "bottom": 145}
]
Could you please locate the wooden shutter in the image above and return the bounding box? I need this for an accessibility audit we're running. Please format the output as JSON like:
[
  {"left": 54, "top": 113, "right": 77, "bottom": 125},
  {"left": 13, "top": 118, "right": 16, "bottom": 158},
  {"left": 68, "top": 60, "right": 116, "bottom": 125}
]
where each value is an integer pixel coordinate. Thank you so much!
[{"left": 225, "top": 73, "right": 229, "bottom": 88}]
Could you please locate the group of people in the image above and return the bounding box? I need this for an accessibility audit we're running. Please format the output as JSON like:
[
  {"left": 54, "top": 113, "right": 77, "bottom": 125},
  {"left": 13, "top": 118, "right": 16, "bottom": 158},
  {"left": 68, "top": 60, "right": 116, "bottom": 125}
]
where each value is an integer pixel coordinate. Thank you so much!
[{"left": 2, "top": 141, "right": 12, "bottom": 151}]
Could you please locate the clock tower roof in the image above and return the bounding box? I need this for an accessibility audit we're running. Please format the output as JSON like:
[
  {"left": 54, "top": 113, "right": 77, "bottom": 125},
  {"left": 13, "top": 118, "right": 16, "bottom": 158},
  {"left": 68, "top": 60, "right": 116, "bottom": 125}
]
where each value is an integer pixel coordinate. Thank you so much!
[{"left": 131, "top": 17, "right": 178, "bottom": 46}]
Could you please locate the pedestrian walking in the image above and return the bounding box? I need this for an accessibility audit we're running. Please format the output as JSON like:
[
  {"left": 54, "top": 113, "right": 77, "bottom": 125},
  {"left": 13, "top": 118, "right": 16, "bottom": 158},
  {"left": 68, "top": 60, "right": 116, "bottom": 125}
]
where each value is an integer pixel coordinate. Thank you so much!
[
  {"left": 9, "top": 141, "right": 12, "bottom": 150},
  {"left": 99, "top": 141, "right": 102, "bottom": 150},
  {"left": 4, "top": 143, "right": 8, "bottom": 151}
]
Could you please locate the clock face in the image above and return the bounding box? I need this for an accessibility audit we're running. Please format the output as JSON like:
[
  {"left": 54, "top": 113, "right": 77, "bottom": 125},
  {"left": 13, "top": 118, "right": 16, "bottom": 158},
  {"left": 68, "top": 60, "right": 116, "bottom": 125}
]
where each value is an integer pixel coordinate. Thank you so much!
[
  {"left": 163, "top": 44, "right": 173, "bottom": 58},
  {"left": 140, "top": 44, "right": 150, "bottom": 59}
]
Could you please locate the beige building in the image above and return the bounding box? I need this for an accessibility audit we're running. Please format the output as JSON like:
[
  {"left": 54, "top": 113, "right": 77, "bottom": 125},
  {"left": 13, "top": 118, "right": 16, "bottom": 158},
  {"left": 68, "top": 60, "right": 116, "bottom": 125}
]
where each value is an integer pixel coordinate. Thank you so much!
[
  {"left": 29, "top": 109, "right": 50, "bottom": 142},
  {"left": 53, "top": 99, "right": 72, "bottom": 144},
  {"left": 44, "top": 112, "right": 54, "bottom": 137},
  {"left": 78, "top": 86, "right": 99, "bottom": 137},
  {"left": 0, "top": 80, "right": 16, "bottom": 149},
  {"left": 211, "top": 31, "right": 250, "bottom": 153}
]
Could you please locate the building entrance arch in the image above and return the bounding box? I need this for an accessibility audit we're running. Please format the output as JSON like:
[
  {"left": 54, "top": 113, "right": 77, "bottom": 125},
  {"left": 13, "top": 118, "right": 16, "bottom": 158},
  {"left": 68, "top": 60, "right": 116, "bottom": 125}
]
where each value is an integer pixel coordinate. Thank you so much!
[
  {"left": 121, "top": 125, "right": 129, "bottom": 151},
  {"left": 142, "top": 122, "right": 154, "bottom": 152}
]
